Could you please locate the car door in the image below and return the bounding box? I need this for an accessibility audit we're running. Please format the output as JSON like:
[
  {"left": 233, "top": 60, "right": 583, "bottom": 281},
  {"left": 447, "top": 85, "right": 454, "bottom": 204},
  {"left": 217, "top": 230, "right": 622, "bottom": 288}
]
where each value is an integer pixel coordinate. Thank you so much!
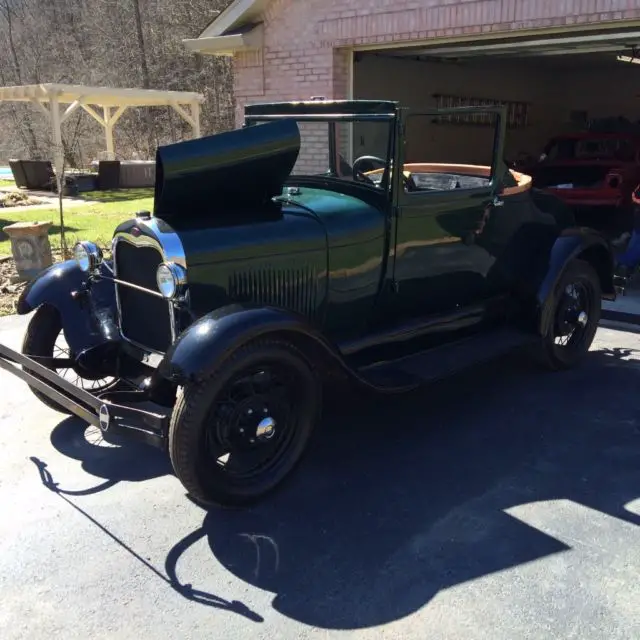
[{"left": 388, "top": 105, "right": 508, "bottom": 322}]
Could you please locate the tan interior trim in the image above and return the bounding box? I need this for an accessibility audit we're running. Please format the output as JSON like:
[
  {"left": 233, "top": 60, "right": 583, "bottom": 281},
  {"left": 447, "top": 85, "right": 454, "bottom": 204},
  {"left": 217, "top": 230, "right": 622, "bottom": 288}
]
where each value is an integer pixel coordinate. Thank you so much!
[{"left": 365, "top": 163, "right": 533, "bottom": 196}]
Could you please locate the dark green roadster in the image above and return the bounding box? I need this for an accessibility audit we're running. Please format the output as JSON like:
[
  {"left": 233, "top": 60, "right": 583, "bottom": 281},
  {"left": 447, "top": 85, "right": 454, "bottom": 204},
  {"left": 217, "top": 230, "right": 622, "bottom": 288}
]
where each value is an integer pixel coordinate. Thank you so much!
[{"left": 0, "top": 99, "right": 620, "bottom": 507}]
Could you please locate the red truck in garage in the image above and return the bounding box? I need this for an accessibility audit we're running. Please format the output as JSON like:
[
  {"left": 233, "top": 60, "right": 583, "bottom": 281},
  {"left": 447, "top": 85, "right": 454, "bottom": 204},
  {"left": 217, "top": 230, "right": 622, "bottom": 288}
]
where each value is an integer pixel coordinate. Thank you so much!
[{"left": 525, "top": 129, "right": 640, "bottom": 235}]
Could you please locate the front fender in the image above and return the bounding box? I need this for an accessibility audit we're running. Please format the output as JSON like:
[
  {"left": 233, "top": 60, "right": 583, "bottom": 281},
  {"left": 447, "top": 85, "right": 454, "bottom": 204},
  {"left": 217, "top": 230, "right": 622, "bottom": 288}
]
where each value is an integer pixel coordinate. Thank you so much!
[
  {"left": 16, "top": 259, "right": 120, "bottom": 353},
  {"left": 17, "top": 259, "right": 85, "bottom": 315},
  {"left": 536, "top": 228, "right": 615, "bottom": 335},
  {"left": 157, "top": 304, "right": 339, "bottom": 385}
]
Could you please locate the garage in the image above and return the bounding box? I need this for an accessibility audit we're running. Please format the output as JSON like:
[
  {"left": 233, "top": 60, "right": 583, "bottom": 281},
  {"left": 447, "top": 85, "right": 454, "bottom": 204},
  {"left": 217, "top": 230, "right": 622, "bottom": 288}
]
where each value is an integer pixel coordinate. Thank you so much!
[{"left": 352, "top": 27, "right": 640, "bottom": 234}]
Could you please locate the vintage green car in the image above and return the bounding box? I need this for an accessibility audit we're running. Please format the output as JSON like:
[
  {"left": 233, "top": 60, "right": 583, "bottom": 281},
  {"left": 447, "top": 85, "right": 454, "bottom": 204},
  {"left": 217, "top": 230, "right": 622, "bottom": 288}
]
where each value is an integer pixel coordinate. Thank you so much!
[{"left": 0, "top": 99, "right": 619, "bottom": 507}]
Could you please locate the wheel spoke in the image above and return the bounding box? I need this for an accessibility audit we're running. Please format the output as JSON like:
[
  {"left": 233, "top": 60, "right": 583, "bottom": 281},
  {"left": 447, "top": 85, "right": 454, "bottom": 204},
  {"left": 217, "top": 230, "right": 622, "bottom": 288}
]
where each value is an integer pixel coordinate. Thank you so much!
[
  {"left": 552, "top": 276, "right": 596, "bottom": 353},
  {"left": 46, "top": 329, "right": 118, "bottom": 393}
]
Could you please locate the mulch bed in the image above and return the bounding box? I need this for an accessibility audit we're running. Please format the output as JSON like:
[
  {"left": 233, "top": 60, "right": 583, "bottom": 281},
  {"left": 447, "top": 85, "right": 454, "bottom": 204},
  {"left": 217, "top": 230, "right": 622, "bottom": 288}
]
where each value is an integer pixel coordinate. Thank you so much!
[
  {"left": 0, "top": 250, "right": 65, "bottom": 316},
  {"left": 0, "top": 191, "right": 44, "bottom": 208},
  {"left": 0, "top": 246, "right": 111, "bottom": 316}
]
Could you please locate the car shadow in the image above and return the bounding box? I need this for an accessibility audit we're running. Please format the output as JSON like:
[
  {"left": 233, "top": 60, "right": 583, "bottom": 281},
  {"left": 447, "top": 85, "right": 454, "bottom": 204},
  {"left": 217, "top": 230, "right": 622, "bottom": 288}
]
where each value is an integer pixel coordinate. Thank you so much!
[
  {"left": 47, "top": 417, "right": 171, "bottom": 495},
  {"left": 30, "top": 342, "right": 640, "bottom": 628},
  {"left": 164, "top": 344, "right": 640, "bottom": 629}
]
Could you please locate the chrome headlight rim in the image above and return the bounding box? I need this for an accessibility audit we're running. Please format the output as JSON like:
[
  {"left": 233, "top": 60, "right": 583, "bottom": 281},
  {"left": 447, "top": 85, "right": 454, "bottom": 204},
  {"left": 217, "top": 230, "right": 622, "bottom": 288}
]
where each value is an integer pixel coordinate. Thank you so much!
[
  {"left": 156, "top": 261, "right": 187, "bottom": 299},
  {"left": 73, "top": 241, "right": 103, "bottom": 273}
]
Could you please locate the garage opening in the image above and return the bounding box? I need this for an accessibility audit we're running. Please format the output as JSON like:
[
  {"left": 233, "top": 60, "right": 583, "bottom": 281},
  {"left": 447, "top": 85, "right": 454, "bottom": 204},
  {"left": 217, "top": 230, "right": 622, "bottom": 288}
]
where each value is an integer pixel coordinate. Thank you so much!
[{"left": 352, "top": 28, "right": 640, "bottom": 236}]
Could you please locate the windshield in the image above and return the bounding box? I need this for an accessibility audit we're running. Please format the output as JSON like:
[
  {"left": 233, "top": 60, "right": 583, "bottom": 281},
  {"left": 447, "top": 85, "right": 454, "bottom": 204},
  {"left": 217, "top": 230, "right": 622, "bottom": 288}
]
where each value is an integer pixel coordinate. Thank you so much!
[
  {"left": 544, "top": 136, "right": 636, "bottom": 162},
  {"left": 244, "top": 117, "right": 395, "bottom": 191}
]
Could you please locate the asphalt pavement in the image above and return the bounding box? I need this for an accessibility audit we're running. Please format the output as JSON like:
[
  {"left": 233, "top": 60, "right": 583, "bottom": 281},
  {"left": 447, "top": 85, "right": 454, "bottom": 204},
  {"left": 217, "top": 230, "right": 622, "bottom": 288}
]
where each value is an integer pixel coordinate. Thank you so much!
[{"left": 0, "top": 313, "right": 639, "bottom": 640}]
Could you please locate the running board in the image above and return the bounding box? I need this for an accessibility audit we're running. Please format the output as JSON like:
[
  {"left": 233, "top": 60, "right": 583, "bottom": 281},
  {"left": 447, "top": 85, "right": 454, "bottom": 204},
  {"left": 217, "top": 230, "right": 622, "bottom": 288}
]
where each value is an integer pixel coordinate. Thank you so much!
[{"left": 357, "top": 328, "right": 536, "bottom": 390}]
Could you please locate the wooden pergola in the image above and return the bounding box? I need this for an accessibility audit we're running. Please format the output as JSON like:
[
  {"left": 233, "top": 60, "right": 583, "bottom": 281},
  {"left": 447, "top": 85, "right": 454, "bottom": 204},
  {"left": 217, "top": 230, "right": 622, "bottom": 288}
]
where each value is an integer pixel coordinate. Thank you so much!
[{"left": 0, "top": 83, "right": 205, "bottom": 189}]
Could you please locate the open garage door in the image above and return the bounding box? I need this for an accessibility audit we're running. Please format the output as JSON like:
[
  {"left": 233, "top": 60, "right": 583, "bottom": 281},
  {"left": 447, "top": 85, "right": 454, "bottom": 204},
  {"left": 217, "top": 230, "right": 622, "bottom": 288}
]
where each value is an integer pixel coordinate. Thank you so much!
[{"left": 352, "top": 27, "right": 640, "bottom": 235}]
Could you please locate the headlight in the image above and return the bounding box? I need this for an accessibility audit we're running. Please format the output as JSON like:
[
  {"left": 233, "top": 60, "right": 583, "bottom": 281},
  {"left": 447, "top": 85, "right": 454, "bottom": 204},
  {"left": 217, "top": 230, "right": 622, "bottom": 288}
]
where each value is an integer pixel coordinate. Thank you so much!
[
  {"left": 73, "top": 241, "right": 102, "bottom": 273},
  {"left": 156, "top": 262, "right": 187, "bottom": 299}
]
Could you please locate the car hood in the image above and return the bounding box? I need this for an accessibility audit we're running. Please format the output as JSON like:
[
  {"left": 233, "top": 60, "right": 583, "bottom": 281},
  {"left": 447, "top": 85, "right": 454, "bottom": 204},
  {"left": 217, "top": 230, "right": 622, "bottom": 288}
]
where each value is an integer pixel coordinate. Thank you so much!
[{"left": 153, "top": 118, "right": 301, "bottom": 223}]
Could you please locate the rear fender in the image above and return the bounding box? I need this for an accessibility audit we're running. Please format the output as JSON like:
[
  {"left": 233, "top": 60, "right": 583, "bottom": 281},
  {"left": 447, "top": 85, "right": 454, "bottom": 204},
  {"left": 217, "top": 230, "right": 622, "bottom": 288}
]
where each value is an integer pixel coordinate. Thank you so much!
[
  {"left": 536, "top": 229, "right": 615, "bottom": 336},
  {"left": 16, "top": 259, "right": 120, "bottom": 353}
]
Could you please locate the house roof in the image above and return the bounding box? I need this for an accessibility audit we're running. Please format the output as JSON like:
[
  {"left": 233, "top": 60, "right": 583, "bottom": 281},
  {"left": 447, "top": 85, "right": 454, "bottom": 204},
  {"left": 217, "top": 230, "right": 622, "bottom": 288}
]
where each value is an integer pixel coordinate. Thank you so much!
[{"left": 183, "top": 0, "right": 268, "bottom": 56}]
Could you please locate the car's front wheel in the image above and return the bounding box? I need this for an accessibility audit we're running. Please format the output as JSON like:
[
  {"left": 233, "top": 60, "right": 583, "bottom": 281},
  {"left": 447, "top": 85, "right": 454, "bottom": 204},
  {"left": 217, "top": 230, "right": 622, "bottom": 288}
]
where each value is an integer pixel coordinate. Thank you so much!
[
  {"left": 168, "top": 339, "right": 321, "bottom": 508},
  {"left": 534, "top": 258, "right": 601, "bottom": 371},
  {"left": 22, "top": 304, "right": 122, "bottom": 414}
]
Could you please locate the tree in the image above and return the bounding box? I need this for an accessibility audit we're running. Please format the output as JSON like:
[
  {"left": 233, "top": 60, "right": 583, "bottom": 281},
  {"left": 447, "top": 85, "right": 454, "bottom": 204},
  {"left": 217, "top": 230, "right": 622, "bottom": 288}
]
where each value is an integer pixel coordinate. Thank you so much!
[{"left": 0, "top": 0, "right": 235, "bottom": 164}]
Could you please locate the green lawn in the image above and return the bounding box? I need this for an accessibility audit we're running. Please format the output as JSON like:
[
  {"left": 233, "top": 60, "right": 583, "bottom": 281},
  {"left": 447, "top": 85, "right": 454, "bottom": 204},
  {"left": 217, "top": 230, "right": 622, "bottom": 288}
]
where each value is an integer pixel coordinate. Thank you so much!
[{"left": 0, "top": 189, "right": 154, "bottom": 257}]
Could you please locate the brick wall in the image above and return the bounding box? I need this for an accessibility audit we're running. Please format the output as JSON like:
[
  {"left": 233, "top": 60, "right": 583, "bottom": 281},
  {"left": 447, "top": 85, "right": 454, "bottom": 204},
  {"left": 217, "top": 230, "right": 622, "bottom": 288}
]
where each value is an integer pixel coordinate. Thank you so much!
[{"left": 233, "top": 0, "right": 640, "bottom": 171}]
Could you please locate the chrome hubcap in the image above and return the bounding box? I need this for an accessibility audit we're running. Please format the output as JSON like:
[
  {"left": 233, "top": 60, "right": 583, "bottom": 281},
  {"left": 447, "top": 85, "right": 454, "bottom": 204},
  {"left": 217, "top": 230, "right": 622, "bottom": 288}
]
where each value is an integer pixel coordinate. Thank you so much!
[{"left": 255, "top": 416, "right": 276, "bottom": 440}]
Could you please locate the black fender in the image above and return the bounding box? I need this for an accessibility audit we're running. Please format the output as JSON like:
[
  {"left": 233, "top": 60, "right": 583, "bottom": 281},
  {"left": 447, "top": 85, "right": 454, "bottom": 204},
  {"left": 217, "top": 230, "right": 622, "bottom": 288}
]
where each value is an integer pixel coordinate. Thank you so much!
[
  {"left": 16, "top": 259, "right": 120, "bottom": 354},
  {"left": 536, "top": 228, "right": 615, "bottom": 336},
  {"left": 155, "top": 303, "right": 386, "bottom": 391}
]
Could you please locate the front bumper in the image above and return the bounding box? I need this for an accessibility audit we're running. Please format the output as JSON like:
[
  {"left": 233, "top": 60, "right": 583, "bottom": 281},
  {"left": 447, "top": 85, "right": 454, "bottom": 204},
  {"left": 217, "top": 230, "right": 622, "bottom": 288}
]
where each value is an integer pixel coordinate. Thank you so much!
[{"left": 0, "top": 342, "right": 169, "bottom": 449}]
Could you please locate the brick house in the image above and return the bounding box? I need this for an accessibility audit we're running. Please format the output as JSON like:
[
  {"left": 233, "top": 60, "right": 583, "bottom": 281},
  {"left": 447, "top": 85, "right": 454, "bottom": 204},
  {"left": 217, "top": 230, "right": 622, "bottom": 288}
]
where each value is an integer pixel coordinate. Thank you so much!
[{"left": 184, "top": 1, "right": 640, "bottom": 170}]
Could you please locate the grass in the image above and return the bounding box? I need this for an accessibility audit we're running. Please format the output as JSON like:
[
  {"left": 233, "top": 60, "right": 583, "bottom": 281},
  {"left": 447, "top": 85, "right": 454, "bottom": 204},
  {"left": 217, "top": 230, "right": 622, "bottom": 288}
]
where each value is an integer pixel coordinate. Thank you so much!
[
  {"left": 0, "top": 179, "right": 16, "bottom": 188},
  {"left": 0, "top": 188, "right": 154, "bottom": 257},
  {"left": 79, "top": 187, "right": 154, "bottom": 203}
]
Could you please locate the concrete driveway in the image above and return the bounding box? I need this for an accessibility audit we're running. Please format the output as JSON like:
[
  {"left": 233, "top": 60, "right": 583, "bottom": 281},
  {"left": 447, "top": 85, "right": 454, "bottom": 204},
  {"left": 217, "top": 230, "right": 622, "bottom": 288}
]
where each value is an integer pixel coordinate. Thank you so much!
[{"left": 0, "top": 314, "right": 638, "bottom": 640}]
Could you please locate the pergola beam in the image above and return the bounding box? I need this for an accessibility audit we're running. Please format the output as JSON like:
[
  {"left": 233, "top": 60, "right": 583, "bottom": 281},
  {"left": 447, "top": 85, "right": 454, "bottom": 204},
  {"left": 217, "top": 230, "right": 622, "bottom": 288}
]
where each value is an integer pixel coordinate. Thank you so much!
[
  {"left": 60, "top": 98, "right": 84, "bottom": 124},
  {"left": 108, "top": 105, "right": 128, "bottom": 127},
  {"left": 80, "top": 103, "right": 107, "bottom": 126},
  {"left": 29, "top": 97, "right": 50, "bottom": 119},
  {"left": 170, "top": 100, "right": 202, "bottom": 138}
]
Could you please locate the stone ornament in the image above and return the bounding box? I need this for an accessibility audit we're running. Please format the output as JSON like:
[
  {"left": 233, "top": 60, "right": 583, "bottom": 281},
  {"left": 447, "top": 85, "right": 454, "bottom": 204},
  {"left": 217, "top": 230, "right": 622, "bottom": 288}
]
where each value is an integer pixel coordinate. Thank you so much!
[{"left": 2, "top": 220, "right": 53, "bottom": 282}]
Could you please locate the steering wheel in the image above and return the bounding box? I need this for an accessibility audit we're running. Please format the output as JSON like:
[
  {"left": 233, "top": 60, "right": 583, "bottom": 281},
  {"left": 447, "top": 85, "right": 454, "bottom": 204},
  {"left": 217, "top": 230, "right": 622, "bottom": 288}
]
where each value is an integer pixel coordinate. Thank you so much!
[
  {"left": 351, "top": 154, "right": 419, "bottom": 192},
  {"left": 352, "top": 155, "right": 387, "bottom": 185}
]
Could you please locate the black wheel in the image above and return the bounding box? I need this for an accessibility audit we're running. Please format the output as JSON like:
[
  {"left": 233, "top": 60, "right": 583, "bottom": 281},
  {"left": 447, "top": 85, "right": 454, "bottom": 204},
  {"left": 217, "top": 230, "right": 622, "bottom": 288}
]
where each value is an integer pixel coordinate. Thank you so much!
[
  {"left": 168, "top": 339, "right": 321, "bottom": 508},
  {"left": 533, "top": 259, "right": 601, "bottom": 371},
  {"left": 22, "top": 304, "right": 121, "bottom": 414}
]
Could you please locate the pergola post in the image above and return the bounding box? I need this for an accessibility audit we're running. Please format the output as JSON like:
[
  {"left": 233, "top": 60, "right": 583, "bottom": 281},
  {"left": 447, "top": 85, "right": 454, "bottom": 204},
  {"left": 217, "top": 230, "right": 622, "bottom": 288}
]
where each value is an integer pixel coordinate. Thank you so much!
[
  {"left": 103, "top": 106, "right": 115, "bottom": 160},
  {"left": 48, "top": 93, "right": 63, "bottom": 195}
]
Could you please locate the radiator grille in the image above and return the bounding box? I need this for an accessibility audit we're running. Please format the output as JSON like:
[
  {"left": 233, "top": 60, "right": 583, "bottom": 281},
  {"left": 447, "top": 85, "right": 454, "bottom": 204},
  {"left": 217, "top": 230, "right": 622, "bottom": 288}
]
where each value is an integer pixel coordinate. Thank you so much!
[{"left": 114, "top": 240, "right": 173, "bottom": 353}]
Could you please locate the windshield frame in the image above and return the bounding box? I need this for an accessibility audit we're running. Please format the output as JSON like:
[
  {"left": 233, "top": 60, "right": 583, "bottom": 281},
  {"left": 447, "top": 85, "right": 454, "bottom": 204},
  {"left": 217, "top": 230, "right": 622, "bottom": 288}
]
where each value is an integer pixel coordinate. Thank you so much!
[{"left": 243, "top": 111, "right": 398, "bottom": 194}]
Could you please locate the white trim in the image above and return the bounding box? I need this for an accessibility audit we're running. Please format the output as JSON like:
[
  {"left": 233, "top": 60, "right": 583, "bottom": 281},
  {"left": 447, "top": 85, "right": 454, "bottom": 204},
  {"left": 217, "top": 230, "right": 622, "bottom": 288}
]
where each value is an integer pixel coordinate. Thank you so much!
[
  {"left": 349, "top": 20, "right": 640, "bottom": 53},
  {"left": 396, "top": 29, "right": 640, "bottom": 59},
  {"left": 183, "top": 24, "right": 263, "bottom": 56},
  {"left": 199, "top": 0, "right": 268, "bottom": 38}
]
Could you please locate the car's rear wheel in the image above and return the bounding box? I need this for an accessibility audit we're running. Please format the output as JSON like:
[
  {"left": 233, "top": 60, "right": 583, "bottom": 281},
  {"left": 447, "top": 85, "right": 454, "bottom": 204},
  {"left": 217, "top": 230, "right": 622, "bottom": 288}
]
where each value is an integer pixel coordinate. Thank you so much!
[
  {"left": 168, "top": 339, "right": 321, "bottom": 508},
  {"left": 22, "top": 304, "right": 120, "bottom": 414},
  {"left": 534, "top": 259, "right": 601, "bottom": 371}
]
